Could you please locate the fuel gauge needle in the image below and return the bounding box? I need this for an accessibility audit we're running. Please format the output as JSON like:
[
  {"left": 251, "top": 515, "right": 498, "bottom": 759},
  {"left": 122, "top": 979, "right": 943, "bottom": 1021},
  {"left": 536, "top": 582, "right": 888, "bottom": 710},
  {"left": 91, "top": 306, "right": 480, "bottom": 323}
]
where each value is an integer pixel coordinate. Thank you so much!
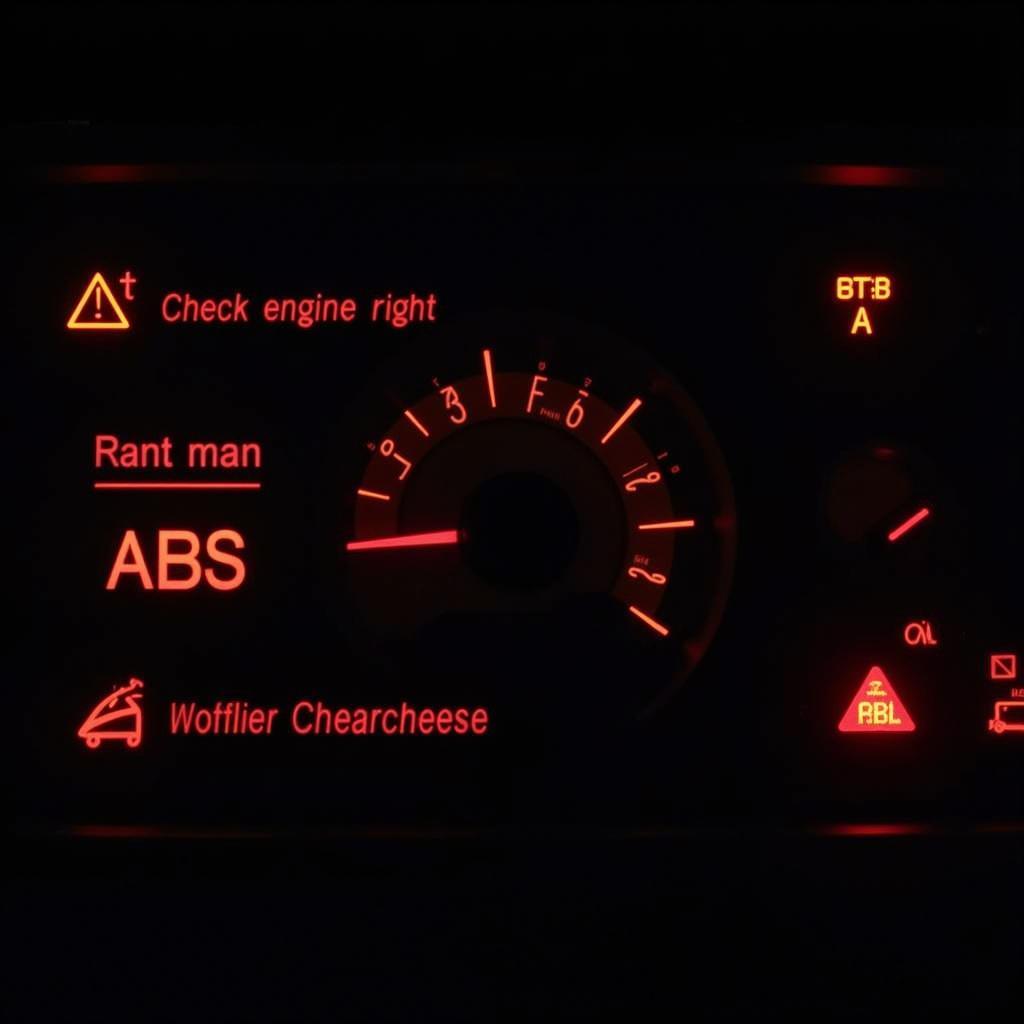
[
  {"left": 887, "top": 507, "right": 930, "bottom": 543},
  {"left": 346, "top": 530, "right": 460, "bottom": 552}
]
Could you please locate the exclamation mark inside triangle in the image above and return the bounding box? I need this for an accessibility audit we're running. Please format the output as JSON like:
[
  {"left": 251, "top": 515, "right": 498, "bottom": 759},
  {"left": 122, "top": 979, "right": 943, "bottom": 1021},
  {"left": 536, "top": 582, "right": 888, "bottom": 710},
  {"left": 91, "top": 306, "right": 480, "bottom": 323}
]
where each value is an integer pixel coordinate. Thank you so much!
[{"left": 67, "top": 272, "right": 130, "bottom": 330}]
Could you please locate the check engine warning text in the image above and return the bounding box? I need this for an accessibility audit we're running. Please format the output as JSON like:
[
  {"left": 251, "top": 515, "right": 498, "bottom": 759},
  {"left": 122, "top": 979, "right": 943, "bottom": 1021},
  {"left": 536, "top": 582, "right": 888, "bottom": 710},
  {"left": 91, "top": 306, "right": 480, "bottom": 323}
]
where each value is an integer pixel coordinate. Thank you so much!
[{"left": 160, "top": 290, "right": 438, "bottom": 329}]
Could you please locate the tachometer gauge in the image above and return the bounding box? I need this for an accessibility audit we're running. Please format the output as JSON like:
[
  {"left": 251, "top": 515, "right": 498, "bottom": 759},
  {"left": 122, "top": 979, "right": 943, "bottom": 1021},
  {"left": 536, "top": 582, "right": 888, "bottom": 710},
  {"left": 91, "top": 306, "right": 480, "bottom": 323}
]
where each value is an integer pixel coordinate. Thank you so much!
[{"left": 341, "top": 324, "right": 735, "bottom": 726}]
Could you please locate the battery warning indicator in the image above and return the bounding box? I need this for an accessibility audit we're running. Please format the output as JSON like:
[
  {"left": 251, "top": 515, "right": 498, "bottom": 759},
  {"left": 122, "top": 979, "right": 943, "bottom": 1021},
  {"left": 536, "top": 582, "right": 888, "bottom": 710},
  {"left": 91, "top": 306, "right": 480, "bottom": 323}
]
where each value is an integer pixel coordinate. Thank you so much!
[{"left": 988, "top": 701, "right": 1024, "bottom": 735}]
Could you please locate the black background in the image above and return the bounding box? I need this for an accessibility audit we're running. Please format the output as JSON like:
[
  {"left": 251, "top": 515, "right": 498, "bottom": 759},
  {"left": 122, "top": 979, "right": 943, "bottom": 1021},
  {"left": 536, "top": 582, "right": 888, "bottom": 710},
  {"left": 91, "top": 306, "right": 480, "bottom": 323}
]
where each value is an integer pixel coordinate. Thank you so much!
[{"left": 5, "top": 3, "right": 1021, "bottom": 1019}]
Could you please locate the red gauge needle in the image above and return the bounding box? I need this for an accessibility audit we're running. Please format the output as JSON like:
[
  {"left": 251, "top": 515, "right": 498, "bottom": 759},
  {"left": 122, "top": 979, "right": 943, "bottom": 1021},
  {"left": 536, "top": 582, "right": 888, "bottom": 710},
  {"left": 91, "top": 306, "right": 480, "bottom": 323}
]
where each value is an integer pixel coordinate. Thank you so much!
[
  {"left": 887, "top": 507, "right": 930, "bottom": 542},
  {"left": 346, "top": 529, "right": 460, "bottom": 552}
]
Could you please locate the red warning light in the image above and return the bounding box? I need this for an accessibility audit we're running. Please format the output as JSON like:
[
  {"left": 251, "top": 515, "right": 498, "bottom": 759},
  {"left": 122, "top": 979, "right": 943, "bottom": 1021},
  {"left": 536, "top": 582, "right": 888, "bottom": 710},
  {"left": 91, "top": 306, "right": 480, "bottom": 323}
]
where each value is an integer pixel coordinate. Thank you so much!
[
  {"left": 989, "top": 654, "right": 1017, "bottom": 681},
  {"left": 78, "top": 678, "right": 144, "bottom": 749},
  {"left": 67, "top": 272, "right": 130, "bottom": 330},
  {"left": 903, "top": 620, "right": 937, "bottom": 646},
  {"left": 838, "top": 665, "right": 916, "bottom": 733},
  {"left": 988, "top": 701, "right": 1024, "bottom": 735}
]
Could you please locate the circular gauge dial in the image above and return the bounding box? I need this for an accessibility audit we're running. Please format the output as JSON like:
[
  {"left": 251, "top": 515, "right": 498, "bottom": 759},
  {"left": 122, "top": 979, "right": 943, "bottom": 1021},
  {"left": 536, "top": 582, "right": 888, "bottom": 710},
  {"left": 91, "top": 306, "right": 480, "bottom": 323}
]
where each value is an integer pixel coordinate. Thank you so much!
[{"left": 344, "top": 336, "right": 735, "bottom": 724}]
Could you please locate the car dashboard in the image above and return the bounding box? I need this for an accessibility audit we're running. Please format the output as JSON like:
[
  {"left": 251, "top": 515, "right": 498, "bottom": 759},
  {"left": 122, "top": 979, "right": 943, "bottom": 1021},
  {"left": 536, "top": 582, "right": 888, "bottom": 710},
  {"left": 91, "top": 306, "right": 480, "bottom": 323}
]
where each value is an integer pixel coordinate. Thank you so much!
[{"left": 7, "top": 4, "right": 1021, "bottom": 1018}]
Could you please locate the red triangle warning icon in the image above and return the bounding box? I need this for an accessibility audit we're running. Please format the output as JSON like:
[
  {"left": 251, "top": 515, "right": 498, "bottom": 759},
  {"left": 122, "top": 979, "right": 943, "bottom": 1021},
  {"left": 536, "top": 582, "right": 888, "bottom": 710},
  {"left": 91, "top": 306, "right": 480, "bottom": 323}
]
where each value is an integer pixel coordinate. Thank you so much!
[
  {"left": 67, "top": 272, "right": 130, "bottom": 330},
  {"left": 838, "top": 665, "right": 916, "bottom": 733}
]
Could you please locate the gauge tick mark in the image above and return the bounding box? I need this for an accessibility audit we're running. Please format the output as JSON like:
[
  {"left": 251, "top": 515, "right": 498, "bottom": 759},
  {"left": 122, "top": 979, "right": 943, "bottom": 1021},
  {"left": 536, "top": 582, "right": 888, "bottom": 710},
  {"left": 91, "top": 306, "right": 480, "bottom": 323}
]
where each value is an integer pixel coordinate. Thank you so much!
[
  {"left": 638, "top": 520, "right": 696, "bottom": 531},
  {"left": 601, "top": 397, "right": 643, "bottom": 445},
  {"left": 403, "top": 410, "right": 430, "bottom": 437},
  {"left": 482, "top": 349, "right": 498, "bottom": 409},
  {"left": 628, "top": 605, "right": 670, "bottom": 637}
]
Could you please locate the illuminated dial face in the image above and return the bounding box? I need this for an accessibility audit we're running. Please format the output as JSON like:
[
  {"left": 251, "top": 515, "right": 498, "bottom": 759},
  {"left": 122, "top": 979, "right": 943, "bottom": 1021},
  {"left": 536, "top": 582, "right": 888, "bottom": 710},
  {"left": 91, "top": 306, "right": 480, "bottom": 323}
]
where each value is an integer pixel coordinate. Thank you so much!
[{"left": 342, "top": 329, "right": 736, "bottom": 725}]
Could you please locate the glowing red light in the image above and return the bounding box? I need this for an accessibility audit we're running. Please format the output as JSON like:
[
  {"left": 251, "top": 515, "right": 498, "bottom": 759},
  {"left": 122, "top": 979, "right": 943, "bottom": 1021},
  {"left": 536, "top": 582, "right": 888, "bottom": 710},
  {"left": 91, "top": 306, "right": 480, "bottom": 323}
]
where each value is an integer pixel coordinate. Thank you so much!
[
  {"left": 482, "top": 349, "right": 498, "bottom": 409},
  {"left": 989, "top": 654, "right": 1017, "bottom": 681},
  {"left": 628, "top": 605, "right": 669, "bottom": 637},
  {"left": 903, "top": 621, "right": 937, "bottom": 646},
  {"left": 346, "top": 530, "right": 460, "bottom": 552},
  {"left": 78, "top": 678, "right": 144, "bottom": 749},
  {"left": 824, "top": 824, "right": 929, "bottom": 837},
  {"left": 838, "top": 665, "right": 916, "bottom": 733},
  {"left": 94, "top": 482, "right": 260, "bottom": 490},
  {"left": 403, "top": 409, "right": 430, "bottom": 437},
  {"left": 50, "top": 164, "right": 159, "bottom": 184},
  {"left": 600, "top": 398, "right": 643, "bottom": 445},
  {"left": 105, "top": 530, "right": 246, "bottom": 591},
  {"left": 988, "top": 701, "right": 1024, "bottom": 734},
  {"left": 887, "top": 507, "right": 930, "bottom": 542},
  {"left": 637, "top": 520, "right": 695, "bottom": 531},
  {"left": 67, "top": 272, "right": 130, "bottom": 330},
  {"left": 802, "top": 164, "right": 924, "bottom": 188}
]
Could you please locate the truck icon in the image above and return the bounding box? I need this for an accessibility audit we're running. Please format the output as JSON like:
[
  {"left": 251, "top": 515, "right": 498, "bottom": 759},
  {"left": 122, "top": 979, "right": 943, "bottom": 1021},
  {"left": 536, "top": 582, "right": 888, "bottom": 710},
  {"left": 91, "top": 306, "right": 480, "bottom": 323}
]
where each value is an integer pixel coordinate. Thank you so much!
[
  {"left": 77, "top": 678, "right": 144, "bottom": 749},
  {"left": 987, "top": 700, "right": 1024, "bottom": 735}
]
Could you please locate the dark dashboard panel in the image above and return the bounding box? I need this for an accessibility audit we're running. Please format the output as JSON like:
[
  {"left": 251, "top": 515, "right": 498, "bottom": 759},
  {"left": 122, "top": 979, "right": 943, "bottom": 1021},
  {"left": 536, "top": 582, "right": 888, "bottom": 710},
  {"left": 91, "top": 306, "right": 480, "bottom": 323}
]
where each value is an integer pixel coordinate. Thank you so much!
[
  {"left": 5, "top": 3, "right": 1021, "bottom": 1019},
  {"left": 10, "top": 167, "right": 1019, "bottom": 830}
]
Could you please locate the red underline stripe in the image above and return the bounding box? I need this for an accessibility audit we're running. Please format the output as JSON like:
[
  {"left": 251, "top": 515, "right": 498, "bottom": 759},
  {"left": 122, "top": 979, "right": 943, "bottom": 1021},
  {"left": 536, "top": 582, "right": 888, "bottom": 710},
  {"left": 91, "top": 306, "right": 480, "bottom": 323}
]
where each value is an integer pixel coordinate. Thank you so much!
[{"left": 94, "top": 482, "right": 261, "bottom": 490}]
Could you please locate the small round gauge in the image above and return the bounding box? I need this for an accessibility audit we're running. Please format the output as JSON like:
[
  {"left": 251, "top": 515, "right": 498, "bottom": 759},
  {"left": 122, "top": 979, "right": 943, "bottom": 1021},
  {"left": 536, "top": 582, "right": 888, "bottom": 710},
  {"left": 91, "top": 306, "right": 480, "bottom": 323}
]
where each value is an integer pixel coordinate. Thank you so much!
[{"left": 341, "top": 325, "right": 735, "bottom": 726}]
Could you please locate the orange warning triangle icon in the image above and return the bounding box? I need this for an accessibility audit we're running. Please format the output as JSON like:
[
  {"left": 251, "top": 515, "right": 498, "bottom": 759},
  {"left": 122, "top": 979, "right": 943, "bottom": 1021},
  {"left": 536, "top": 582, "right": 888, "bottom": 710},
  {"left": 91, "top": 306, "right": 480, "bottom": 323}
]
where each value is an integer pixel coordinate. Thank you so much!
[
  {"left": 838, "top": 665, "right": 916, "bottom": 733},
  {"left": 67, "top": 272, "right": 130, "bottom": 330}
]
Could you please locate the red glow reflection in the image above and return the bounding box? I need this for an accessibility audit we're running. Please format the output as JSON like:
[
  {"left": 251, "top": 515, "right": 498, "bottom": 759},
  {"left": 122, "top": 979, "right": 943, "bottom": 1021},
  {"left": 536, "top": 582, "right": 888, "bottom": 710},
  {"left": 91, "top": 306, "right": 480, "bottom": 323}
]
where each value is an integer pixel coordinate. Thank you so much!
[
  {"left": 801, "top": 164, "right": 931, "bottom": 187},
  {"left": 823, "top": 823, "right": 930, "bottom": 837}
]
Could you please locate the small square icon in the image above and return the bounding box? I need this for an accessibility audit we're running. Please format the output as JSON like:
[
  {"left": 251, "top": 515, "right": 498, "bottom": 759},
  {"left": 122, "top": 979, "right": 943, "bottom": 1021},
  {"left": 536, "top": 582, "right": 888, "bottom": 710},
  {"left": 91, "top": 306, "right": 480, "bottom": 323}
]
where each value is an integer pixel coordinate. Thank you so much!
[{"left": 990, "top": 654, "right": 1018, "bottom": 681}]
